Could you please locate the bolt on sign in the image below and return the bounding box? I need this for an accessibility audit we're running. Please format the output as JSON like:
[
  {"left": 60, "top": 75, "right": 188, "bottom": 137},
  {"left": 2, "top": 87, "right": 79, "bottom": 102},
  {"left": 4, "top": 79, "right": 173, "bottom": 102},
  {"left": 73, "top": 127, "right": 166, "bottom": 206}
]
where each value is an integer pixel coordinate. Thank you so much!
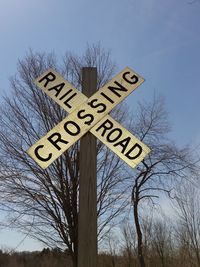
[{"left": 27, "top": 67, "right": 151, "bottom": 169}]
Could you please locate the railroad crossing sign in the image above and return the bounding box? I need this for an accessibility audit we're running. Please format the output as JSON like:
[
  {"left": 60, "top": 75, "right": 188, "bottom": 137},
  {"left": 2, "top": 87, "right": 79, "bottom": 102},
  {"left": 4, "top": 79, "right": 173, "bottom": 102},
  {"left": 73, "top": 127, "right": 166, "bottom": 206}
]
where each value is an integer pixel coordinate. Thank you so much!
[{"left": 27, "top": 67, "right": 150, "bottom": 169}]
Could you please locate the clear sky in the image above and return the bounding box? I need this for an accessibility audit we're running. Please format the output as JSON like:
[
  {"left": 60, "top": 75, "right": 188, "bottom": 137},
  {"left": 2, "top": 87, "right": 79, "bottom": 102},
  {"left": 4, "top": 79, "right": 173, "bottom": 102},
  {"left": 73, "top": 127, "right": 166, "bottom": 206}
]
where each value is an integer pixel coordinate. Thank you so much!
[{"left": 0, "top": 0, "right": 200, "bottom": 251}]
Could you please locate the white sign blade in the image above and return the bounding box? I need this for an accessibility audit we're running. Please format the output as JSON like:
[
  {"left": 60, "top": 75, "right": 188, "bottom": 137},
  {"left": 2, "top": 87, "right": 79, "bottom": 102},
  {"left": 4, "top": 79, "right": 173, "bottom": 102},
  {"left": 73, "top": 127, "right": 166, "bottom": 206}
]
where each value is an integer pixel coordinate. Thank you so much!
[
  {"left": 91, "top": 115, "right": 150, "bottom": 168},
  {"left": 35, "top": 69, "right": 88, "bottom": 113}
]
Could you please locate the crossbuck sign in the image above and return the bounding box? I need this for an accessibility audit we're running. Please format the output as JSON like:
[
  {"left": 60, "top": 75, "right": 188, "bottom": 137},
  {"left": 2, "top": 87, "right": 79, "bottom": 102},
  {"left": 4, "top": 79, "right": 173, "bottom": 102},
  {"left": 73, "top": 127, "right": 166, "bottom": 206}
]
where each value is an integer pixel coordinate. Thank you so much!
[{"left": 27, "top": 67, "right": 150, "bottom": 169}]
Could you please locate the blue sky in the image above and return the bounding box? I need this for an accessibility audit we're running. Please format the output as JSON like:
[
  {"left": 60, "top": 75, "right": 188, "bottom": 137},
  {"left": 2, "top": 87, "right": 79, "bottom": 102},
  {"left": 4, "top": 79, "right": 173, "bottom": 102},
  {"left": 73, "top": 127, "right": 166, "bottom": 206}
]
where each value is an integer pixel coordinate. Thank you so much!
[{"left": 0, "top": 0, "right": 200, "bottom": 251}]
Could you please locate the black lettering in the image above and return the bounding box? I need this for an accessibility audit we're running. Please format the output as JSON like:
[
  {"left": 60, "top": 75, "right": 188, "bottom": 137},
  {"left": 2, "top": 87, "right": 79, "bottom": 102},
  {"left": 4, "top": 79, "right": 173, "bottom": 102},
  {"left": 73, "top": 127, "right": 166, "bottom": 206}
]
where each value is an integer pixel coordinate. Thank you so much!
[
  {"left": 34, "top": 145, "right": 52, "bottom": 162},
  {"left": 38, "top": 72, "right": 56, "bottom": 87},
  {"left": 88, "top": 99, "right": 107, "bottom": 113},
  {"left": 122, "top": 71, "right": 139, "bottom": 84},
  {"left": 95, "top": 119, "right": 113, "bottom": 137},
  {"left": 125, "top": 143, "right": 142, "bottom": 160},
  {"left": 47, "top": 133, "right": 68, "bottom": 150},
  {"left": 100, "top": 92, "right": 114, "bottom": 104},
  {"left": 107, "top": 128, "right": 122, "bottom": 143},
  {"left": 48, "top": 82, "right": 65, "bottom": 97},
  {"left": 108, "top": 81, "right": 128, "bottom": 97},
  {"left": 64, "top": 121, "right": 80, "bottom": 136},
  {"left": 59, "top": 89, "right": 73, "bottom": 100},
  {"left": 114, "top": 137, "right": 131, "bottom": 154},
  {"left": 63, "top": 93, "right": 77, "bottom": 109},
  {"left": 77, "top": 110, "right": 94, "bottom": 125}
]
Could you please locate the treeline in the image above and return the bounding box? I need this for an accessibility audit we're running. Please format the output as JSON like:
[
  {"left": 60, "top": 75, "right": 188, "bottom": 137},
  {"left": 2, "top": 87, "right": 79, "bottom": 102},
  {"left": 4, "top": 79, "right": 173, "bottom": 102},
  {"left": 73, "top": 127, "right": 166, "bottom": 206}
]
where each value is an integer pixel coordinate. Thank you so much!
[
  {"left": 0, "top": 226, "right": 200, "bottom": 267},
  {"left": 0, "top": 246, "right": 198, "bottom": 267},
  {"left": 0, "top": 248, "right": 71, "bottom": 267}
]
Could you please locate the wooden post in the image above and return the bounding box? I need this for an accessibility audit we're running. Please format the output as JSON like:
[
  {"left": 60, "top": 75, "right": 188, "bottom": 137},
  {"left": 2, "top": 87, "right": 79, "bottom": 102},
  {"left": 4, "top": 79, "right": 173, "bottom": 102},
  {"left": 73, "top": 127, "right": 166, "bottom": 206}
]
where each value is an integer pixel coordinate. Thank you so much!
[{"left": 78, "top": 67, "right": 97, "bottom": 267}]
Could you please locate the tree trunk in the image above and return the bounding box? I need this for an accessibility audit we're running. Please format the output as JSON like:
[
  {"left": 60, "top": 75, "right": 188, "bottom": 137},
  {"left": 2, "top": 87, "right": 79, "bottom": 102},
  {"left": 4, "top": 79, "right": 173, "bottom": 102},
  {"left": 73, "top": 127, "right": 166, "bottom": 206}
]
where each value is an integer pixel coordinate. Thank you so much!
[
  {"left": 73, "top": 246, "right": 78, "bottom": 267},
  {"left": 133, "top": 201, "right": 146, "bottom": 267},
  {"left": 72, "top": 256, "right": 76, "bottom": 267}
]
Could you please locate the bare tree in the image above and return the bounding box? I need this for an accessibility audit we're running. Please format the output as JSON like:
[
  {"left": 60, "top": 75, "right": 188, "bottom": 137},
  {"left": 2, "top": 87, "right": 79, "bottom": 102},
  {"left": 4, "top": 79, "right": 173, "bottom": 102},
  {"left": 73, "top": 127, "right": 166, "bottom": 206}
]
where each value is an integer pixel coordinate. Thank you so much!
[
  {"left": 174, "top": 224, "right": 195, "bottom": 267},
  {"left": 126, "top": 96, "right": 198, "bottom": 267},
  {"left": 121, "top": 221, "right": 137, "bottom": 267},
  {"left": 0, "top": 44, "right": 130, "bottom": 267},
  {"left": 105, "top": 231, "right": 120, "bottom": 267},
  {"left": 174, "top": 180, "right": 200, "bottom": 267},
  {"left": 150, "top": 216, "right": 173, "bottom": 267}
]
